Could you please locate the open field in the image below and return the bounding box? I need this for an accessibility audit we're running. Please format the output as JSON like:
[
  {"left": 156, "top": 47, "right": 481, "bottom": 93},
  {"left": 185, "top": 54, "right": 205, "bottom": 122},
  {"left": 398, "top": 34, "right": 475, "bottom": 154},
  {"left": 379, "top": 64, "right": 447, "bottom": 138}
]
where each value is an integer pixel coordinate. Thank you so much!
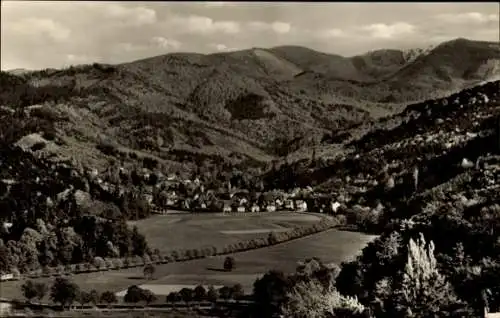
[
  {"left": 126, "top": 212, "right": 323, "bottom": 253},
  {"left": 1, "top": 228, "right": 377, "bottom": 301}
]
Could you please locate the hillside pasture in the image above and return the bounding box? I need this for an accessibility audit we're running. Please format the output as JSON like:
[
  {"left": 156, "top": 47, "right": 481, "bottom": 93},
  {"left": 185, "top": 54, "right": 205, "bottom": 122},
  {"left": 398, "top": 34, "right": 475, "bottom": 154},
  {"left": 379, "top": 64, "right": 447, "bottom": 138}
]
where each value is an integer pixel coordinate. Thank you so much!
[{"left": 127, "top": 212, "right": 323, "bottom": 253}]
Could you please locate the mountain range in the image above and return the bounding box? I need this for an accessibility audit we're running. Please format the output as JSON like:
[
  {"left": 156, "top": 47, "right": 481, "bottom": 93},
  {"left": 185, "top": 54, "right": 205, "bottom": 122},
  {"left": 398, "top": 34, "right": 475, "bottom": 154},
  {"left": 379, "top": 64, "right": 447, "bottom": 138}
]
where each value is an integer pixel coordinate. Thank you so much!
[{"left": 1, "top": 37, "right": 499, "bottom": 172}]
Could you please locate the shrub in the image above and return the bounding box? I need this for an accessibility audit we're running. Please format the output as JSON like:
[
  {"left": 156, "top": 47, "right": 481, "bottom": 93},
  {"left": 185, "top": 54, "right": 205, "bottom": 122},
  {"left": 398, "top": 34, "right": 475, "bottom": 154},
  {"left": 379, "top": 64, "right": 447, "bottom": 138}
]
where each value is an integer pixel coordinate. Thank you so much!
[
  {"left": 218, "top": 286, "right": 232, "bottom": 300},
  {"left": 224, "top": 257, "right": 235, "bottom": 272},
  {"left": 31, "top": 268, "right": 43, "bottom": 277},
  {"left": 123, "top": 258, "right": 131, "bottom": 268},
  {"left": 83, "top": 263, "right": 92, "bottom": 272},
  {"left": 166, "top": 292, "right": 181, "bottom": 303},
  {"left": 179, "top": 288, "right": 194, "bottom": 303},
  {"left": 100, "top": 291, "right": 117, "bottom": 306},
  {"left": 212, "top": 246, "right": 219, "bottom": 255},
  {"left": 191, "top": 249, "right": 201, "bottom": 259},
  {"left": 50, "top": 277, "right": 80, "bottom": 308},
  {"left": 55, "top": 265, "right": 65, "bottom": 275},
  {"left": 231, "top": 284, "right": 244, "bottom": 300},
  {"left": 134, "top": 255, "right": 144, "bottom": 266},
  {"left": 41, "top": 266, "right": 51, "bottom": 276},
  {"left": 93, "top": 257, "right": 106, "bottom": 269},
  {"left": 88, "top": 264, "right": 98, "bottom": 272},
  {"left": 105, "top": 259, "right": 114, "bottom": 269},
  {"left": 113, "top": 258, "right": 123, "bottom": 269},
  {"left": 66, "top": 264, "right": 76, "bottom": 273},
  {"left": 143, "top": 264, "right": 155, "bottom": 280},
  {"left": 96, "top": 141, "right": 117, "bottom": 156},
  {"left": 75, "top": 264, "right": 84, "bottom": 273},
  {"left": 207, "top": 286, "right": 218, "bottom": 302},
  {"left": 193, "top": 285, "right": 207, "bottom": 301},
  {"left": 268, "top": 232, "right": 279, "bottom": 245},
  {"left": 151, "top": 254, "right": 159, "bottom": 263},
  {"left": 22, "top": 280, "right": 38, "bottom": 302}
]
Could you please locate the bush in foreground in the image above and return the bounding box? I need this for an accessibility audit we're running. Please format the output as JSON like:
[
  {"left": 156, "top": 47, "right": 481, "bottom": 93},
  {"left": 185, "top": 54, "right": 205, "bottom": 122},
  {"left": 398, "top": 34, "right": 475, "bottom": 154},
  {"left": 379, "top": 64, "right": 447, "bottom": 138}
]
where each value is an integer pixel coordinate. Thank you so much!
[{"left": 282, "top": 279, "right": 365, "bottom": 318}]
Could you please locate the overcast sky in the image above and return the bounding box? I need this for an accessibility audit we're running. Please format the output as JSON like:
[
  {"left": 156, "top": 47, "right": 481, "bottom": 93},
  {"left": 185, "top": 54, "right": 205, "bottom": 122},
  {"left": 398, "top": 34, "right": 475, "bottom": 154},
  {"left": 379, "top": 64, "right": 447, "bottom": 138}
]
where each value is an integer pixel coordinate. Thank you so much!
[{"left": 1, "top": 1, "right": 499, "bottom": 70}]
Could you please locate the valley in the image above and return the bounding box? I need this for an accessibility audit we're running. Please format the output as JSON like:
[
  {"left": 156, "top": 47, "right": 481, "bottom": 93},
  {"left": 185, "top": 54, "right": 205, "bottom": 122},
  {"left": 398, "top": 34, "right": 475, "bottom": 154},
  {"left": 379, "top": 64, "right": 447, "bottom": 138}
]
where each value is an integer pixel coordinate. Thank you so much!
[{"left": 1, "top": 36, "right": 500, "bottom": 318}]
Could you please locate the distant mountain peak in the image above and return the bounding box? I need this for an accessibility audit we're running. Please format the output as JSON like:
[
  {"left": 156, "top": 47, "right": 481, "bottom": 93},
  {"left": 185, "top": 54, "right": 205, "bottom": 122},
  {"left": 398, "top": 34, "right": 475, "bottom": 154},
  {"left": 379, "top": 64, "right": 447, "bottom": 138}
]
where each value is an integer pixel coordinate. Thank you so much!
[{"left": 402, "top": 44, "right": 437, "bottom": 63}]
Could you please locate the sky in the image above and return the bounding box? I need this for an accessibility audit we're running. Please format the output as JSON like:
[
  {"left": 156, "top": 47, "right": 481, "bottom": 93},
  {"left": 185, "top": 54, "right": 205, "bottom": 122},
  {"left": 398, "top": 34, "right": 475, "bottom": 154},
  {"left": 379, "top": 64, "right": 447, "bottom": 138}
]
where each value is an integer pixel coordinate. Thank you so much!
[{"left": 1, "top": 1, "right": 499, "bottom": 70}]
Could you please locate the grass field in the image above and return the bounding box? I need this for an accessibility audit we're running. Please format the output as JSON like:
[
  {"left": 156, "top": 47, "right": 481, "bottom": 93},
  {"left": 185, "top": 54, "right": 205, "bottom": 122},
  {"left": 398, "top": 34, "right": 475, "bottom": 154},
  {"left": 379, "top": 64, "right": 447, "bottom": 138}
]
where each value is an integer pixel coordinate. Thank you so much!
[
  {"left": 126, "top": 212, "right": 323, "bottom": 253},
  {"left": 2, "top": 226, "right": 377, "bottom": 301}
]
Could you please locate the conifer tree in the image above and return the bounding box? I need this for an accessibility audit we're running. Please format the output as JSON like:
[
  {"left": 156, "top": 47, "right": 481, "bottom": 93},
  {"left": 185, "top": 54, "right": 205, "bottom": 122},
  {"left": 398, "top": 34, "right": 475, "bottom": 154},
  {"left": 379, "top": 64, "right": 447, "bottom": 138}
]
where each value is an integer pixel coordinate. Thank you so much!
[{"left": 392, "top": 233, "right": 463, "bottom": 317}]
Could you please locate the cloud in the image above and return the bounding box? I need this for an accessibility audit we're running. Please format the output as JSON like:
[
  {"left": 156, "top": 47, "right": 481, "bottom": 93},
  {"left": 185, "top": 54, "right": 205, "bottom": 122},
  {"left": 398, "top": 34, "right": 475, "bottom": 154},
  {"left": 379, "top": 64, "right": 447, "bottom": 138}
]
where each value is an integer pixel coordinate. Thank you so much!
[
  {"left": 202, "top": 2, "right": 235, "bottom": 7},
  {"left": 246, "top": 21, "right": 292, "bottom": 34},
  {"left": 272, "top": 22, "right": 292, "bottom": 34},
  {"left": 317, "top": 28, "right": 346, "bottom": 39},
  {"left": 151, "top": 37, "right": 182, "bottom": 50},
  {"left": 436, "top": 12, "right": 499, "bottom": 24},
  {"left": 115, "top": 42, "right": 147, "bottom": 52},
  {"left": 2, "top": 2, "right": 499, "bottom": 70},
  {"left": 8, "top": 18, "right": 71, "bottom": 42},
  {"left": 168, "top": 15, "right": 240, "bottom": 34},
  {"left": 66, "top": 54, "right": 100, "bottom": 65},
  {"left": 104, "top": 4, "right": 157, "bottom": 26},
  {"left": 361, "top": 22, "right": 416, "bottom": 39},
  {"left": 209, "top": 43, "right": 238, "bottom": 52}
]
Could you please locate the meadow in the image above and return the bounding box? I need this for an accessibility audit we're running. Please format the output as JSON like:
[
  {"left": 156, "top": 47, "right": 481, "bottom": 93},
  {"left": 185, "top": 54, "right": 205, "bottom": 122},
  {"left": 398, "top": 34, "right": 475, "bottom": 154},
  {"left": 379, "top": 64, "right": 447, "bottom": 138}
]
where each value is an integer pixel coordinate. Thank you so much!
[
  {"left": 2, "top": 223, "right": 376, "bottom": 301},
  {"left": 126, "top": 212, "right": 324, "bottom": 253}
]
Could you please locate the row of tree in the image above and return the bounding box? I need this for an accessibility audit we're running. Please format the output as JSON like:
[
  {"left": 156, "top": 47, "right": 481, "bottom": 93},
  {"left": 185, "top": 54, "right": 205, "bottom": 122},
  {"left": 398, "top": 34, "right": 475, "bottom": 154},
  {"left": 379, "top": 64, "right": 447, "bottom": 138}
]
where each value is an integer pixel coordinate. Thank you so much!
[
  {"left": 20, "top": 277, "right": 246, "bottom": 309},
  {"left": 21, "top": 277, "right": 117, "bottom": 309},
  {"left": 3, "top": 214, "right": 333, "bottom": 279}
]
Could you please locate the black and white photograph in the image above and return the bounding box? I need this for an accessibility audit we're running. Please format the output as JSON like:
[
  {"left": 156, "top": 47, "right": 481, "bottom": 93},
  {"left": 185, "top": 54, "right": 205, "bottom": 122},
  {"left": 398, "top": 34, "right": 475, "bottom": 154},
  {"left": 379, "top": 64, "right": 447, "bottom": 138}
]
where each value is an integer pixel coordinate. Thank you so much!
[{"left": 0, "top": 1, "right": 499, "bottom": 317}]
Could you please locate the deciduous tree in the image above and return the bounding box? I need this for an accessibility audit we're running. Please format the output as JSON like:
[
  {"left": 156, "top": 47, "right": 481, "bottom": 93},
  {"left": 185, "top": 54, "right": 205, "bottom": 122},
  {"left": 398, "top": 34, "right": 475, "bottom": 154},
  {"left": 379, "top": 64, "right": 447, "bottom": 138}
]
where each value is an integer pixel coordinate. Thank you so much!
[{"left": 50, "top": 277, "right": 80, "bottom": 309}]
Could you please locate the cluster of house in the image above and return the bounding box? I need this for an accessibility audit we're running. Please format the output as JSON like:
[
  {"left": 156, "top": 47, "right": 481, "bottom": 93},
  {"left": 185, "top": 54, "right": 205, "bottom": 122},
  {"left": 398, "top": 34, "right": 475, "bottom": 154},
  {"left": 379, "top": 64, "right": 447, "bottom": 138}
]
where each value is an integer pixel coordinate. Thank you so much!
[
  {"left": 153, "top": 185, "right": 347, "bottom": 215},
  {"left": 83, "top": 163, "right": 354, "bottom": 215},
  {"left": 219, "top": 195, "right": 310, "bottom": 214}
]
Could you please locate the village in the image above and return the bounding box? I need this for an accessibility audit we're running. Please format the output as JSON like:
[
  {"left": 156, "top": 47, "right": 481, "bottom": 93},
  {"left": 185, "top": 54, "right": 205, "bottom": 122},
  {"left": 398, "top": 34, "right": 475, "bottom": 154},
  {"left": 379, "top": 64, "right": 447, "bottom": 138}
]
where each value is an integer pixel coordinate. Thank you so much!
[{"left": 92, "top": 164, "right": 348, "bottom": 216}]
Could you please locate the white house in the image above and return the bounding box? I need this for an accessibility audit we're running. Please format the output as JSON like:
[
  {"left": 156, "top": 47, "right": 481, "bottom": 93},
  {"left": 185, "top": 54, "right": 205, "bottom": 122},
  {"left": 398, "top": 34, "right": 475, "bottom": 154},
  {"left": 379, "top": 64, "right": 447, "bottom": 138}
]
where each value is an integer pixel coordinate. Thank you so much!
[
  {"left": 251, "top": 205, "right": 260, "bottom": 213},
  {"left": 0, "top": 301, "right": 12, "bottom": 316},
  {"left": 237, "top": 206, "right": 246, "bottom": 213},
  {"left": 331, "top": 202, "right": 341, "bottom": 213},
  {"left": 90, "top": 168, "right": 99, "bottom": 178},
  {"left": 295, "top": 200, "right": 308, "bottom": 212},
  {"left": 0, "top": 273, "right": 14, "bottom": 281},
  {"left": 266, "top": 205, "right": 276, "bottom": 212},
  {"left": 144, "top": 194, "right": 154, "bottom": 204},
  {"left": 2, "top": 222, "right": 12, "bottom": 233},
  {"left": 485, "top": 307, "right": 500, "bottom": 318},
  {"left": 461, "top": 158, "right": 474, "bottom": 169},
  {"left": 284, "top": 200, "right": 294, "bottom": 210},
  {"left": 223, "top": 204, "right": 232, "bottom": 213}
]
